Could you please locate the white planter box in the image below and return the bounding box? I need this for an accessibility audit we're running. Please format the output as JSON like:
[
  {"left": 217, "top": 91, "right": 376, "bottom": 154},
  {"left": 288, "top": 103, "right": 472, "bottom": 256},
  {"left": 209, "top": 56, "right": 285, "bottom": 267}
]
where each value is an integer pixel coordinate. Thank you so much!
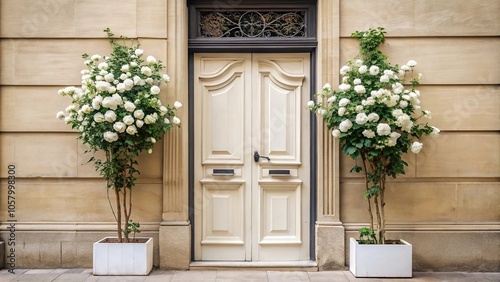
[
  {"left": 93, "top": 237, "right": 153, "bottom": 276},
  {"left": 349, "top": 237, "right": 412, "bottom": 278}
]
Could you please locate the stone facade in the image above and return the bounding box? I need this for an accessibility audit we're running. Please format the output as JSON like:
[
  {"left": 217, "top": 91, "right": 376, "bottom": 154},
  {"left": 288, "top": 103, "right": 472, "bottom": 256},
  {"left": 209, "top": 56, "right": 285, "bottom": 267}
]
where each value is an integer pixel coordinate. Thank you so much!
[{"left": 0, "top": 0, "right": 498, "bottom": 271}]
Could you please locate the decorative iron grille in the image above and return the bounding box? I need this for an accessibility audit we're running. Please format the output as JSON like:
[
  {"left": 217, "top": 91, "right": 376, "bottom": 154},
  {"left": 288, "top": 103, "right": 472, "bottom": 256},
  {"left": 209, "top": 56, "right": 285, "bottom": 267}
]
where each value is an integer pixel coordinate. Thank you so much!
[{"left": 199, "top": 11, "right": 306, "bottom": 38}]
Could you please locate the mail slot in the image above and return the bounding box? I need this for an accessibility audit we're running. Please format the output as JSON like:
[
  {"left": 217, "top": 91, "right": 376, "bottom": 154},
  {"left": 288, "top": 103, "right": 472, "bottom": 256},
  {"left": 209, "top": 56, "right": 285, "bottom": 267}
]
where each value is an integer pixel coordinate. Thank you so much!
[
  {"left": 212, "top": 169, "right": 235, "bottom": 176},
  {"left": 269, "top": 169, "right": 291, "bottom": 176}
]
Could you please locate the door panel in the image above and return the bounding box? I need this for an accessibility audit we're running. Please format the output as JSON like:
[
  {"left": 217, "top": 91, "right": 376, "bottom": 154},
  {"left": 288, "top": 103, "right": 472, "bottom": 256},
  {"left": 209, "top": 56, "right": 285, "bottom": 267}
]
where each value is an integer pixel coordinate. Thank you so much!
[{"left": 194, "top": 53, "right": 310, "bottom": 261}]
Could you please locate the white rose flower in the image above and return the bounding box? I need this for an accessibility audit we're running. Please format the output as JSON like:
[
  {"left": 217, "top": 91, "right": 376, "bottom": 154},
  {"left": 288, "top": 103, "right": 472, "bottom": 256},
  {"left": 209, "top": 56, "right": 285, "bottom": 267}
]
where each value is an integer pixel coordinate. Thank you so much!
[
  {"left": 369, "top": 65, "right": 380, "bottom": 75},
  {"left": 339, "top": 119, "right": 353, "bottom": 132},
  {"left": 160, "top": 106, "right": 168, "bottom": 116},
  {"left": 338, "top": 83, "right": 351, "bottom": 92},
  {"left": 355, "top": 113, "right": 369, "bottom": 125},
  {"left": 358, "top": 65, "right": 368, "bottom": 74},
  {"left": 103, "top": 131, "right": 118, "bottom": 143},
  {"left": 130, "top": 61, "right": 138, "bottom": 67},
  {"left": 390, "top": 132, "right": 401, "bottom": 139},
  {"left": 306, "top": 100, "right": 315, "bottom": 109},
  {"left": 134, "top": 109, "right": 145, "bottom": 119},
  {"left": 134, "top": 49, "right": 143, "bottom": 56},
  {"left": 411, "top": 141, "right": 423, "bottom": 154},
  {"left": 163, "top": 74, "right": 170, "bottom": 82},
  {"left": 392, "top": 109, "right": 404, "bottom": 118},
  {"left": 367, "top": 113, "right": 379, "bottom": 122},
  {"left": 119, "top": 73, "right": 128, "bottom": 80},
  {"left": 141, "top": 66, "right": 152, "bottom": 76},
  {"left": 95, "top": 75, "right": 103, "bottom": 81},
  {"left": 338, "top": 107, "right": 346, "bottom": 116},
  {"left": 363, "top": 97, "right": 376, "bottom": 106},
  {"left": 338, "top": 98, "right": 350, "bottom": 107},
  {"left": 354, "top": 85, "right": 366, "bottom": 94},
  {"left": 124, "top": 79, "right": 134, "bottom": 90},
  {"left": 174, "top": 101, "right": 183, "bottom": 109},
  {"left": 147, "top": 55, "right": 157, "bottom": 64},
  {"left": 392, "top": 82, "right": 404, "bottom": 94},
  {"left": 136, "top": 119, "right": 144, "bottom": 128},
  {"left": 362, "top": 129, "right": 375, "bottom": 139},
  {"left": 353, "top": 79, "right": 361, "bottom": 85},
  {"left": 340, "top": 65, "right": 350, "bottom": 75},
  {"left": 431, "top": 126, "right": 440, "bottom": 137},
  {"left": 354, "top": 59, "right": 363, "bottom": 67},
  {"left": 407, "top": 60, "right": 417, "bottom": 67},
  {"left": 355, "top": 105, "right": 364, "bottom": 113},
  {"left": 108, "top": 86, "right": 116, "bottom": 94},
  {"left": 112, "top": 94, "right": 123, "bottom": 107},
  {"left": 102, "top": 97, "right": 117, "bottom": 110},
  {"left": 327, "top": 95, "right": 337, "bottom": 104},
  {"left": 144, "top": 114, "right": 156, "bottom": 124},
  {"left": 94, "top": 113, "right": 105, "bottom": 123},
  {"left": 133, "top": 75, "right": 142, "bottom": 85},
  {"left": 56, "top": 111, "right": 66, "bottom": 120},
  {"left": 98, "top": 62, "right": 108, "bottom": 70},
  {"left": 91, "top": 54, "right": 101, "bottom": 61},
  {"left": 323, "top": 83, "right": 332, "bottom": 91},
  {"left": 332, "top": 129, "right": 341, "bottom": 138},
  {"left": 377, "top": 123, "right": 391, "bottom": 136},
  {"left": 123, "top": 115, "right": 134, "bottom": 125},
  {"left": 81, "top": 104, "right": 91, "bottom": 114},
  {"left": 380, "top": 75, "right": 390, "bottom": 83},
  {"left": 121, "top": 64, "right": 130, "bottom": 72},
  {"left": 104, "top": 73, "right": 114, "bottom": 82},
  {"left": 146, "top": 77, "right": 153, "bottom": 84},
  {"left": 148, "top": 149, "right": 153, "bottom": 154},
  {"left": 318, "top": 109, "right": 327, "bottom": 117},
  {"left": 116, "top": 83, "right": 126, "bottom": 93},
  {"left": 104, "top": 110, "right": 116, "bottom": 122},
  {"left": 397, "top": 115, "right": 413, "bottom": 132},
  {"left": 150, "top": 137, "right": 156, "bottom": 144},
  {"left": 92, "top": 95, "right": 103, "bottom": 110},
  {"left": 113, "top": 122, "right": 126, "bottom": 133},
  {"left": 151, "top": 85, "right": 161, "bottom": 95},
  {"left": 399, "top": 100, "right": 409, "bottom": 108},
  {"left": 173, "top": 116, "right": 181, "bottom": 125},
  {"left": 400, "top": 65, "right": 410, "bottom": 71},
  {"left": 126, "top": 125, "right": 137, "bottom": 135},
  {"left": 95, "top": 81, "right": 110, "bottom": 92},
  {"left": 124, "top": 101, "right": 136, "bottom": 112},
  {"left": 164, "top": 118, "right": 170, "bottom": 124}
]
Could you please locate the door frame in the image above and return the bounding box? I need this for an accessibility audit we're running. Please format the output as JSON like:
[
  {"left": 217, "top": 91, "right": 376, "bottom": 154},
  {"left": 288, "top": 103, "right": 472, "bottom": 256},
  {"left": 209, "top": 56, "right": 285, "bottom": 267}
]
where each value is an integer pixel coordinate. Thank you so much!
[
  {"left": 187, "top": 1, "right": 318, "bottom": 262},
  {"left": 188, "top": 49, "right": 317, "bottom": 261}
]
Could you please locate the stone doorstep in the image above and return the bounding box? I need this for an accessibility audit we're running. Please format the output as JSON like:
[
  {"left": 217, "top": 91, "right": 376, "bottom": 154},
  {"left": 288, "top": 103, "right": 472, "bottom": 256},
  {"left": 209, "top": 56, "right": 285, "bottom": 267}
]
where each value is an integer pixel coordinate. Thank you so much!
[{"left": 189, "top": 261, "right": 318, "bottom": 271}]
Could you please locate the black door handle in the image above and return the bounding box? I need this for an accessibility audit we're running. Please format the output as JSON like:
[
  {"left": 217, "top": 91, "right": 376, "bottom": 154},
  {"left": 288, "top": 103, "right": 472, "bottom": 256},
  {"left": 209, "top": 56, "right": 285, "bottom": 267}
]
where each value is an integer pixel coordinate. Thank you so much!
[{"left": 254, "top": 151, "right": 270, "bottom": 162}]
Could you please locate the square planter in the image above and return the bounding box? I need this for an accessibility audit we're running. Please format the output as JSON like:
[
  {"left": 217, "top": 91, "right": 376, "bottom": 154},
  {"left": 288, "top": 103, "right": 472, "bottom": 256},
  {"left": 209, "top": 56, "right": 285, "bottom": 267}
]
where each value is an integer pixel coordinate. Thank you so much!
[
  {"left": 349, "top": 237, "right": 412, "bottom": 278},
  {"left": 93, "top": 237, "right": 153, "bottom": 276}
]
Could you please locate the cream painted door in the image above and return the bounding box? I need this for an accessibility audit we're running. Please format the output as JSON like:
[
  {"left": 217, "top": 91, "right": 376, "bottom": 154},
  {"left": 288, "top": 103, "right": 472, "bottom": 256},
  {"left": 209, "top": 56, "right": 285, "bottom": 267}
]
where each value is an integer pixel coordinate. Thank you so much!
[{"left": 194, "top": 53, "right": 310, "bottom": 261}]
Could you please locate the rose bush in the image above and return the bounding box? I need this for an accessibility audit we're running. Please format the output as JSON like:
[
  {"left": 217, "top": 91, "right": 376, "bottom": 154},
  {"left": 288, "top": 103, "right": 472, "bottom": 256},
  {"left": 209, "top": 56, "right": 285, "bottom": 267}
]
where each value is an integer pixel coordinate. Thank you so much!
[
  {"left": 57, "top": 28, "right": 181, "bottom": 242},
  {"left": 308, "top": 27, "right": 439, "bottom": 244}
]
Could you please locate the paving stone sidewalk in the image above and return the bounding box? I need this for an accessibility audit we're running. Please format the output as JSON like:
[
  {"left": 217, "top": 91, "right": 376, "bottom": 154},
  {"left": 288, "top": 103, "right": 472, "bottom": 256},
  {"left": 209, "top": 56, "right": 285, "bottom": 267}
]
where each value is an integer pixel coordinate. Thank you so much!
[{"left": 0, "top": 269, "right": 499, "bottom": 281}]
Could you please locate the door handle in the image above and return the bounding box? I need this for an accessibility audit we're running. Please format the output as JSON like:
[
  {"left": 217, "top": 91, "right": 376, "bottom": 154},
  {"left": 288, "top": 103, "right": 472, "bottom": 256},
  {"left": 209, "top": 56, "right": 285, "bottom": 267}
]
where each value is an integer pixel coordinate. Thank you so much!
[{"left": 254, "top": 151, "right": 270, "bottom": 162}]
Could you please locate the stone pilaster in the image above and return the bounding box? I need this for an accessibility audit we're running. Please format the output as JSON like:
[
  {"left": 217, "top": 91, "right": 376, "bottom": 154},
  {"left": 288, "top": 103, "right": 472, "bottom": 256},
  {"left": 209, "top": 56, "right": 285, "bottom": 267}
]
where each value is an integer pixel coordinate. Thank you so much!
[
  {"left": 160, "top": 0, "right": 191, "bottom": 270},
  {"left": 315, "top": 0, "right": 345, "bottom": 270}
]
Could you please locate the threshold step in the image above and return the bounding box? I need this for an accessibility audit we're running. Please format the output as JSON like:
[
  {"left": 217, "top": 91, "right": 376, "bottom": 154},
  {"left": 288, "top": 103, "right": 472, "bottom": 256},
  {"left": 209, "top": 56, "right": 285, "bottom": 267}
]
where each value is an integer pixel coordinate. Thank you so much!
[{"left": 190, "top": 261, "right": 318, "bottom": 271}]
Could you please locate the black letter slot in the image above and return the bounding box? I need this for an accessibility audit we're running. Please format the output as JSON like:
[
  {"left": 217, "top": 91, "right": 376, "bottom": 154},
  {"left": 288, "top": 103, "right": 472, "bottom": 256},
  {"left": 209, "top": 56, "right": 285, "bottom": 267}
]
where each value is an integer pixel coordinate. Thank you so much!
[
  {"left": 269, "top": 169, "right": 291, "bottom": 176},
  {"left": 213, "top": 169, "right": 235, "bottom": 176}
]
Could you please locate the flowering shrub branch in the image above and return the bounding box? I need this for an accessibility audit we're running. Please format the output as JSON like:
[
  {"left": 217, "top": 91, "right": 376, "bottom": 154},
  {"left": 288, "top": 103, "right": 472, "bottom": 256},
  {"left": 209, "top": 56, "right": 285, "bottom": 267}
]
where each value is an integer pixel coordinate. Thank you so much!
[
  {"left": 308, "top": 27, "right": 439, "bottom": 244},
  {"left": 57, "top": 28, "right": 182, "bottom": 242}
]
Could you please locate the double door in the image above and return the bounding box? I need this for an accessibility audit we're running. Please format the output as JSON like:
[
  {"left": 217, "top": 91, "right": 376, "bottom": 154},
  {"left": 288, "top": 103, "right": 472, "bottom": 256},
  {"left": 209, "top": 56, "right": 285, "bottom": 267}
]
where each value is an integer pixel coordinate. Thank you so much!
[{"left": 194, "top": 53, "right": 310, "bottom": 261}]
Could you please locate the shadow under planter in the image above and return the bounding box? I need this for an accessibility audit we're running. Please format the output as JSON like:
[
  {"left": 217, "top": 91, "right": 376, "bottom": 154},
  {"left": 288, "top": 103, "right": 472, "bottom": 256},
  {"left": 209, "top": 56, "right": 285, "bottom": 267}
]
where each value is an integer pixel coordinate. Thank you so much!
[{"left": 93, "top": 237, "right": 153, "bottom": 276}]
